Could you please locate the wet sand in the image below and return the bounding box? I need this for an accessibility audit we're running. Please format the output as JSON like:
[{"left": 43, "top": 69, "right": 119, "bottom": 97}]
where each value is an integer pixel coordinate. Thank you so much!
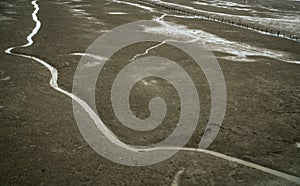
[{"left": 0, "top": 0, "right": 299, "bottom": 185}]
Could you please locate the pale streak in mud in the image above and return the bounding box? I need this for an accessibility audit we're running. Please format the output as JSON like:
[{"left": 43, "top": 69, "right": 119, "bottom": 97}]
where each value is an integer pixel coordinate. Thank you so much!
[
  {"left": 130, "top": 14, "right": 200, "bottom": 62},
  {"left": 171, "top": 168, "right": 185, "bottom": 186},
  {"left": 112, "top": 0, "right": 155, "bottom": 12},
  {"left": 5, "top": 0, "right": 300, "bottom": 184},
  {"left": 129, "top": 14, "right": 168, "bottom": 62},
  {"left": 71, "top": 52, "right": 108, "bottom": 61}
]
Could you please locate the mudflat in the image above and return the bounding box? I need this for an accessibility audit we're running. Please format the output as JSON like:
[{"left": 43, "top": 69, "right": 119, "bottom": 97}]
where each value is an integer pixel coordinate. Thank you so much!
[{"left": 0, "top": 0, "right": 299, "bottom": 185}]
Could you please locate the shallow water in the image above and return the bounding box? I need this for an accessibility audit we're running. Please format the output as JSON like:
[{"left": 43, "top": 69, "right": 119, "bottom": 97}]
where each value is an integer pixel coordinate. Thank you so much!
[{"left": 151, "top": 0, "right": 300, "bottom": 36}]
